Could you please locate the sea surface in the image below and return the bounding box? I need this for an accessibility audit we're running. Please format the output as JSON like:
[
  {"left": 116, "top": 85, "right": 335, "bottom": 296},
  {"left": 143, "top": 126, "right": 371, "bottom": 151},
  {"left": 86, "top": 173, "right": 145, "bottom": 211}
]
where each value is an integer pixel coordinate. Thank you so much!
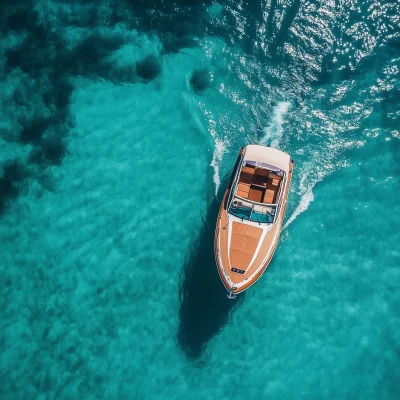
[{"left": 1, "top": 1, "right": 400, "bottom": 399}]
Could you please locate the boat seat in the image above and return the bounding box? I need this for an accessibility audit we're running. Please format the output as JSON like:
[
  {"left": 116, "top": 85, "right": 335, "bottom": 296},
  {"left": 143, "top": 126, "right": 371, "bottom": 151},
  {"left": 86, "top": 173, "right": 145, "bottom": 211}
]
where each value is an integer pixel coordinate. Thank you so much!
[
  {"left": 263, "top": 189, "right": 275, "bottom": 204},
  {"left": 248, "top": 187, "right": 263, "bottom": 203},
  {"left": 239, "top": 166, "right": 255, "bottom": 185},
  {"left": 237, "top": 183, "right": 250, "bottom": 199},
  {"left": 252, "top": 168, "right": 270, "bottom": 187},
  {"left": 269, "top": 172, "right": 282, "bottom": 187}
]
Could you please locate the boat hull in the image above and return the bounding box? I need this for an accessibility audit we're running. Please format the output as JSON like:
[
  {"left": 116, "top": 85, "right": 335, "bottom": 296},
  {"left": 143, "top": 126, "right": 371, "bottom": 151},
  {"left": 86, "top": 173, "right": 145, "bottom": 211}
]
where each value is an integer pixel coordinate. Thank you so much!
[{"left": 214, "top": 147, "right": 294, "bottom": 295}]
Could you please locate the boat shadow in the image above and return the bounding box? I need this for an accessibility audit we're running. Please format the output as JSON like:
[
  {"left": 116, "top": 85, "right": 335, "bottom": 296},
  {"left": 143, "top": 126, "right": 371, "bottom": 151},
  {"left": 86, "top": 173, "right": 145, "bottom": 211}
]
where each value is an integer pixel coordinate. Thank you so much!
[{"left": 177, "top": 177, "right": 245, "bottom": 358}]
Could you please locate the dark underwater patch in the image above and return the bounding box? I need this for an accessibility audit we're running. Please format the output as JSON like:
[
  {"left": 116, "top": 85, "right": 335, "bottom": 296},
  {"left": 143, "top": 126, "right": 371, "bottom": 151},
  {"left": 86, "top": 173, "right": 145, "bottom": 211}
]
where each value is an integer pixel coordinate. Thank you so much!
[
  {"left": 44, "top": 77, "right": 74, "bottom": 110},
  {"left": 5, "top": 32, "right": 49, "bottom": 75},
  {"left": 20, "top": 119, "right": 51, "bottom": 144},
  {"left": 7, "top": 9, "right": 39, "bottom": 31},
  {"left": 1, "top": 1, "right": 153, "bottom": 213},
  {"left": 1, "top": 1, "right": 47, "bottom": 38},
  {"left": 161, "top": 33, "right": 198, "bottom": 54},
  {"left": 30, "top": 130, "right": 67, "bottom": 166},
  {"left": 190, "top": 69, "right": 212, "bottom": 93},
  {"left": 0, "top": 160, "right": 28, "bottom": 213},
  {"left": 72, "top": 33, "right": 125, "bottom": 73},
  {"left": 1, "top": 8, "right": 73, "bottom": 210},
  {"left": 64, "top": 32, "right": 139, "bottom": 84},
  {"left": 136, "top": 55, "right": 161, "bottom": 81},
  {"left": 5, "top": 45, "right": 28, "bottom": 73}
]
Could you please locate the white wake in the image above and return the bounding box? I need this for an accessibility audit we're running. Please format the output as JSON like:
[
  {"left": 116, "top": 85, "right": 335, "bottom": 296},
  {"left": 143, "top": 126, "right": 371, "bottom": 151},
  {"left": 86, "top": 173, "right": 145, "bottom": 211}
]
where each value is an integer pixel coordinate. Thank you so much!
[
  {"left": 260, "top": 101, "right": 291, "bottom": 149},
  {"left": 283, "top": 189, "right": 314, "bottom": 230},
  {"left": 210, "top": 138, "right": 227, "bottom": 194}
]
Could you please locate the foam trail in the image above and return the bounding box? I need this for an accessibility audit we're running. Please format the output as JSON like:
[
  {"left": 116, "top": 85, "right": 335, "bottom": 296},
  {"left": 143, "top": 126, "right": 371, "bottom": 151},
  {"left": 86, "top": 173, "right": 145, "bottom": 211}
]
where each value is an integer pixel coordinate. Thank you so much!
[
  {"left": 283, "top": 189, "right": 314, "bottom": 229},
  {"left": 210, "top": 138, "right": 226, "bottom": 194},
  {"left": 283, "top": 164, "right": 330, "bottom": 229},
  {"left": 260, "top": 101, "right": 291, "bottom": 148}
]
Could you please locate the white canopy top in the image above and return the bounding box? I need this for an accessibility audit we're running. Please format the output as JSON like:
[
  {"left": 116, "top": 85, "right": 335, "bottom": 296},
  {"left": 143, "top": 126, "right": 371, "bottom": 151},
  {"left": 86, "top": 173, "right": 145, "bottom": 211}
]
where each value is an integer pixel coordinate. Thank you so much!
[{"left": 243, "top": 145, "right": 291, "bottom": 173}]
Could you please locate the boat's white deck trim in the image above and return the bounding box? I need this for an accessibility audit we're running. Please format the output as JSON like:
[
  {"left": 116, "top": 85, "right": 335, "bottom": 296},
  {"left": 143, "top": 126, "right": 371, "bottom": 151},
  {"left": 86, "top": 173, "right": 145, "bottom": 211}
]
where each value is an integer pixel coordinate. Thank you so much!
[{"left": 243, "top": 145, "right": 291, "bottom": 173}]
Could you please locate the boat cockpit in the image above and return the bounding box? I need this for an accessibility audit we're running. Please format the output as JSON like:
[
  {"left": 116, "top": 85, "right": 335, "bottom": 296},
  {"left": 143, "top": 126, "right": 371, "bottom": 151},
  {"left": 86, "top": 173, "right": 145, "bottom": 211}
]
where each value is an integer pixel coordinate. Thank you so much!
[{"left": 228, "top": 161, "right": 285, "bottom": 224}]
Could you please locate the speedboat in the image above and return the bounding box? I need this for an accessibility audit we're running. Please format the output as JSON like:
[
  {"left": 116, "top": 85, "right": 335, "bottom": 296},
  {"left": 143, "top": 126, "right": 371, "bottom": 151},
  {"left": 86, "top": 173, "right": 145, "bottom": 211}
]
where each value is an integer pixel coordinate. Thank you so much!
[{"left": 214, "top": 145, "right": 294, "bottom": 297}]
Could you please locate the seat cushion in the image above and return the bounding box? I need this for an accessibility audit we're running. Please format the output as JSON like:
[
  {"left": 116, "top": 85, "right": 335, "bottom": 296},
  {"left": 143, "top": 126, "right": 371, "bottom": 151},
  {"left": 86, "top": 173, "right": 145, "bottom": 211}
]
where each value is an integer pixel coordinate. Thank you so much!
[
  {"left": 269, "top": 172, "right": 282, "bottom": 186},
  {"left": 238, "top": 183, "right": 250, "bottom": 193},
  {"left": 239, "top": 166, "right": 255, "bottom": 185},
  {"left": 252, "top": 175, "right": 268, "bottom": 187},
  {"left": 237, "top": 190, "right": 249, "bottom": 199},
  {"left": 248, "top": 187, "right": 263, "bottom": 202},
  {"left": 263, "top": 189, "right": 275, "bottom": 204},
  {"left": 265, "top": 189, "right": 275, "bottom": 197},
  {"left": 271, "top": 179, "right": 280, "bottom": 186},
  {"left": 255, "top": 168, "right": 270, "bottom": 177},
  {"left": 263, "top": 195, "right": 274, "bottom": 204}
]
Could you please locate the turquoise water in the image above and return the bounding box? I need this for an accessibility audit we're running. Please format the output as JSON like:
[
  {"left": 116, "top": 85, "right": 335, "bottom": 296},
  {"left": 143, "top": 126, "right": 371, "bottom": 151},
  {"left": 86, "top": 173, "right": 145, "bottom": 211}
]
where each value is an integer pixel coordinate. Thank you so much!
[{"left": 1, "top": 0, "right": 400, "bottom": 398}]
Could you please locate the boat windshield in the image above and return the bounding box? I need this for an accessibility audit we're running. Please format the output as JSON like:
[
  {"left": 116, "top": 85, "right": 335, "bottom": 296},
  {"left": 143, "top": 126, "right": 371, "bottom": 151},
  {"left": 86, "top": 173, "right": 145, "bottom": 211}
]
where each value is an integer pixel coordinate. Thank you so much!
[{"left": 229, "top": 197, "right": 276, "bottom": 223}]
